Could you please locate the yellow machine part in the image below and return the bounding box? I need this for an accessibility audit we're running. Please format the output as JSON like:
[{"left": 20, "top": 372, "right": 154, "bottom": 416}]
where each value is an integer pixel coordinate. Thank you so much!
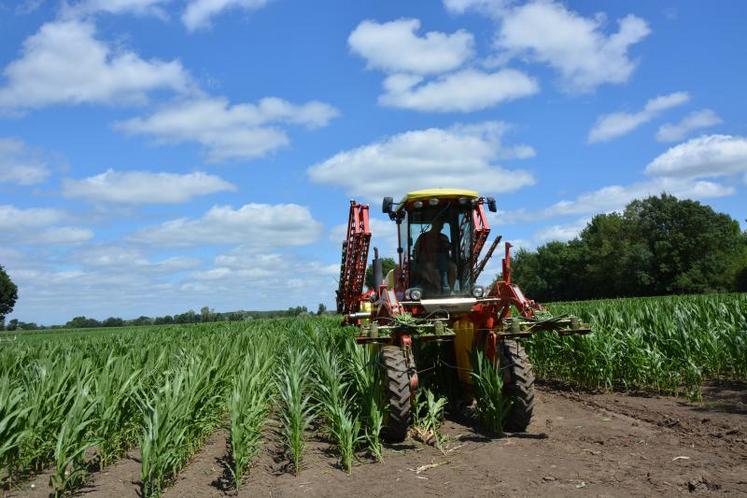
[
  {"left": 452, "top": 317, "right": 475, "bottom": 384},
  {"left": 396, "top": 188, "right": 479, "bottom": 211},
  {"left": 360, "top": 301, "right": 373, "bottom": 324}
]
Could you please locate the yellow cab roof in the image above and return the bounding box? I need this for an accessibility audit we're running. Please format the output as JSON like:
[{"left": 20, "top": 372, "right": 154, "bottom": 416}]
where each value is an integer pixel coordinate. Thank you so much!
[{"left": 397, "top": 188, "right": 478, "bottom": 211}]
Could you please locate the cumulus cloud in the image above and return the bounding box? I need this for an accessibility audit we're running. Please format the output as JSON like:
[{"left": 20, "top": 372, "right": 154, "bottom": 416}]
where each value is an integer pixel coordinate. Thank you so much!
[
  {"left": 30, "top": 227, "right": 94, "bottom": 244},
  {"left": 63, "top": 169, "right": 235, "bottom": 204},
  {"left": 0, "top": 20, "right": 191, "bottom": 112},
  {"left": 308, "top": 121, "right": 535, "bottom": 201},
  {"left": 645, "top": 134, "right": 747, "bottom": 179},
  {"left": 62, "top": 0, "right": 172, "bottom": 18},
  {"left": 0, "top": 205, "right": 92, "bottom": 245},
  {"left": 656, "top": 109, "right": 722, "bottom": 142},
  {"left": 447, "top": 0, "right": 650, "bottom": 92},
  {"left": 443, "top": 0, "right": 509, "bottom": 16},
  {"left": 348, "top": 18, "right": 535, "bottom": 112},
  {"left": 588, "top": 92, "right": 689, "bottom": 143},
  {"left": 116, "top": 96, "right": 339, "bottom": 161},
  {"left": 129, "top": 203, "right": 323, "bottom": 247},
  {"left": 496, "top": 2, "right": 650, "bottom": 92},
  {"left": 182, "top": 0, "right": 271, "bottom": 31},
  {"left": 526, "top": 177, "right": 733, "bottom": 221},
  {"left": 534, "top": 217, "right": 589, "bottom": 244},
  {"left": 73, "top": 245, "right": 200, "bottom": 272},
  {"left": 0, "top": 138, "right": 51, "bottom": 185},
  {"left": 0, "top": 205, "right": 65, "bottom": 230},
  {"left": 379, "top": 68, "right": 538, "bottom": 112},
  {"left": 349, "top": 18, "right": 474, "bottom": 75}
]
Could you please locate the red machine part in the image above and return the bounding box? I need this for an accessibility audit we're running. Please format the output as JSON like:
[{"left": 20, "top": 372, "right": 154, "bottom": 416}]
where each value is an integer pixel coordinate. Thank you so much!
[
  {"left": 336, "top": 200, "right": 371, "bottom": 316},
  {"left": 471, "top": 201, "right": 490, "bottom": 271},
  {"left": 477, "top": 242, "right": 545, "bottom": 321}
]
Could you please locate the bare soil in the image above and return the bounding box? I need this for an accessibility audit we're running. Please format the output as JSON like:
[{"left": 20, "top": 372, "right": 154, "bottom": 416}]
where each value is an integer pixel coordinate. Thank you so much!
[{"left": 9, "top": 382, "right": 746, "bottom": 497}]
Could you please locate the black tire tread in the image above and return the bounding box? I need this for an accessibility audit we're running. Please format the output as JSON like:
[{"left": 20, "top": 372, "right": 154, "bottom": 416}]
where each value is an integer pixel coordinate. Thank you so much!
[
  {"left": 499, "top": 340, "right": 535, "bottom": 432},
  {"left": 381, "top": 345, "right": 411, "bottom": 442}
]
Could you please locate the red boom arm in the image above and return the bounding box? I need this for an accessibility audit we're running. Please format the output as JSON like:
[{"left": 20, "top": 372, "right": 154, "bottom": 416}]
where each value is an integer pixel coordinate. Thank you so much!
[{"left": 336, "top": 200, "right": 371, "bottom": 316}]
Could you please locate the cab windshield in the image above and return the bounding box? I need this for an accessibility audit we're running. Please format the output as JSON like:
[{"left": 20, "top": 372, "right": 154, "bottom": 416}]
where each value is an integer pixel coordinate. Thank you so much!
[{"left": 407, "top": 200, "right": 474, "bottom": 298}]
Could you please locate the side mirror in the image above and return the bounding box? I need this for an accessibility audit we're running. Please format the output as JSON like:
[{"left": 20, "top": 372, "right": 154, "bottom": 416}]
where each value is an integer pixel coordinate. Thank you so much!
[
  {"left": 382, "top": 197, "right": 394, "bottom": 215},
  {"left": 487, "top": 197, "right": 497, "bottom": 213}
]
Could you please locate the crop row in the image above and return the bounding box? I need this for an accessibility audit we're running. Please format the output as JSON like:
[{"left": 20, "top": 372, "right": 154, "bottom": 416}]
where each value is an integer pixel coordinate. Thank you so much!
[{"left": 527, "top": 293, "right": 747, "bottom": 397}]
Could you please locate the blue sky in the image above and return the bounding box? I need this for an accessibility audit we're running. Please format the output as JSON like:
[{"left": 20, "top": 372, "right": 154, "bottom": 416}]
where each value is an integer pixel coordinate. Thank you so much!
[{"left": 1, "top": 0, "right": 745, "bottom": 324}]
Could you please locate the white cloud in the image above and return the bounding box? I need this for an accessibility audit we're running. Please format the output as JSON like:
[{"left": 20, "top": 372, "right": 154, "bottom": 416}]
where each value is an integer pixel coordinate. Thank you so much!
[
  {"left": 348, "top": 18, "right": 536, "bottom": 112},
  {"left": 0, "top": 138, "right": 51, "bottom": 185},
  {"left": 182, "top": 0, "right": 271, "bottom": 31},
  {"left": 62, "top": 0, "right": 172, "bottom": 17},
  {"left": 73, "top": 245, "right": 200, "bottom": 272},
  {"left": 443, "top": 0, "right": 509, "bottom": 17},
  {"left": 588, "top": 91, "right": 689, "bottom": 143},
  {"left": 31, "top": 227, "right": 94, "bottom": 244},
  {"left": 534, "top": 217, "right": 589, "bottom": 243},
  {"left": 379, "top": 68, "right": 538, "bottom": 112},
  {"left": 0, "top": 20, "right": 191, "bottom": 111},
  {"left": 0, "top": 205, "right": 64, "bottom": 230},
  {"left": 308, "top": 121, "right": 535, "bottom": 201},
  {"left": 129, "top": 202, "right": 323, "bottom": 247},
  {"left": 493, "top": 1, "right": 650, "bottom": 92},
  {"left": 656, "top": 109, "right": 722, "bottom": 142},
  {"left": 0, "top": 205, "right": 93, "bottom": 245},
  {"left": 63, "top": 169, "right": 236, "bottom": 204},
  {"left": 349, "top": 18, "right": 474, "bottom": 75},
  {"left": 533, "top": 177, "right": 733, "bottom": 220},
  {"left": 645, "top": 134, "right": 747, "bottom": 179},
  {"left": 116, "top": 96, "right": 338, "bottom": 161}
]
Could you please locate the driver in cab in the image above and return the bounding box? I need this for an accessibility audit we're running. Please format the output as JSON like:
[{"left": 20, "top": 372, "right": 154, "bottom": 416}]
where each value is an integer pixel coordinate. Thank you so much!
[{"left": 413, "top": 217, "right": 457, "bottom": 294}]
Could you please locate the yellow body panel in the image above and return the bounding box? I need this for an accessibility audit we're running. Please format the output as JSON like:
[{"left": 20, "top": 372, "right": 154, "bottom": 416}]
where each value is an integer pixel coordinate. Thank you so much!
[
  {"left": 397, "top": 188, "right": 479, "bottom": 211},
  {"left": 452, "top": 317, "right": 475, "bottom": 384}
]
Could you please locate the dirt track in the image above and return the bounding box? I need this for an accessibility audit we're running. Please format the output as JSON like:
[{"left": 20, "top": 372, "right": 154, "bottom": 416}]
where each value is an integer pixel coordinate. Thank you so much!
[{"left": 11, "top": 382, "right": 747, "bottom": 497}]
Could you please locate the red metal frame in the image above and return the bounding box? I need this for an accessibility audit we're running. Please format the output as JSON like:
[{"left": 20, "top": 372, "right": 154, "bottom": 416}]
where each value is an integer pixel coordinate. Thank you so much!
[
  {"left": 471, "top": 202, "right": 490, "bottom": 273},
  {"left": 336, "top": 200, "right": 371, "bottom": 317}
]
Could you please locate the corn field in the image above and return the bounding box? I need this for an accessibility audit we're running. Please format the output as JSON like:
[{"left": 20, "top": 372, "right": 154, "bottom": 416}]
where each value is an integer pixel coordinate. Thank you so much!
[
  {"left": 1, "top": 293, "right": 745, "bottom": 495},
  {"left": 527, "top": 293, "right": 747, "bottom": 398}
]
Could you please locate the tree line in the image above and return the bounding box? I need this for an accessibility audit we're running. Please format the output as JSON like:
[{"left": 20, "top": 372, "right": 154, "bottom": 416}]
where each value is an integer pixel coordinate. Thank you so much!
[
  {"left": 509, "top": 195, "right": 747, "bottom": 302},
  {"left": 1, "top": 304, "right": 330, "bottom": 332}
]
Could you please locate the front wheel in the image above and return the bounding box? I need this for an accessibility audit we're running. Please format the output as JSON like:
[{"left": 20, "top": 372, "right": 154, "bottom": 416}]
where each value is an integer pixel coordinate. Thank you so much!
[
  {"left": 381, "top": 345, "right": 412, "bottom": 442},
  {"left": 499, "top": 340, "right": 535, "bottom": 432}
]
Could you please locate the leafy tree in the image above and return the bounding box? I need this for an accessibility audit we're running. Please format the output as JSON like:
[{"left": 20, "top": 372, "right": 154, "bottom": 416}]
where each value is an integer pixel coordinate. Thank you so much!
[
  {"left": 102, "top": 317, "right": 124, "bottom": 328},
  {"left": 316, "top": 303, "right": 327, "bottom": 315},
  {"left": 65, "top": 316, "right": 101, "bottom": 328},
  {"left": 0, "top": 264, "right": 18, "bottom": 323},
  {"left": 365, "top": 257, "right": 397, "bottom": 289},
  {"left": 510, "top": 194, "right": 746, "bottom": 301},
  {"left": 6, "top": 318, "right": 18, "bottom": 331}
]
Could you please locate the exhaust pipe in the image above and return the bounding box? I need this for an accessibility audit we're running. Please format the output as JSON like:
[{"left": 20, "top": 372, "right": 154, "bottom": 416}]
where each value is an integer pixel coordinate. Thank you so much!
[{"left": 373, "top": 247, "right": 383, "bottom": 290}]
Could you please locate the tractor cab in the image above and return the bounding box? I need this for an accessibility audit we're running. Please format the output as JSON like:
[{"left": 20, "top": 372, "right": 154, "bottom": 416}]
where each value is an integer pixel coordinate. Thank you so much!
[{"left": 383, "top": 189, "right": 497, "bottom": 301}]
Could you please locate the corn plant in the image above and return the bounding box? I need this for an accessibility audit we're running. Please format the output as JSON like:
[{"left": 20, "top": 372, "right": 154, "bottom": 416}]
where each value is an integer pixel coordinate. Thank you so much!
[
  {"left": 50, "top": 380, "right": 99, "bottom": 496},
  {"left": 412, "top": 389, "right": 447, "bottom": 450},
  {"left": 0, "top": 374, "right": 30, "bottom": 487},
  {"left": 229, "top": 342, "right": 275, "bottom": 488},
  {"left": 93, "top": 353, "right": 142, "bottom": 466},
  {"left": 346, "top": 343, "right": 384, "bottom": 461},
  {"left": 277, "top": 347, "right": 315, "bottom": 475},
  {"left": 313, "top": 348, "right": 361, "bottom": 473},
  {"left": 470, "top": 349, "right": 512, "bottom": 436}
]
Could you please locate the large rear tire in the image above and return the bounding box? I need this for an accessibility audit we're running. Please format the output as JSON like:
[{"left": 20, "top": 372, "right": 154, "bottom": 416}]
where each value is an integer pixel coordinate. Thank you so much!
[
  {"left": 381, "top": 345, "right": 411, "bottom": 442},
  {"left": 499, "top": 340, "right": 535, "bottom": 432}
]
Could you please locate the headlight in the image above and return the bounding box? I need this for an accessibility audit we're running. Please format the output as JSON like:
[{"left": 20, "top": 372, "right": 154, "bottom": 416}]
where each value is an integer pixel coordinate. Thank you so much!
[
  {"left": 406, "top": 288, "right": 423, "bottom": 300},
  {"left": 472, "top": 286, "right": 485, "bottom": 298}
]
